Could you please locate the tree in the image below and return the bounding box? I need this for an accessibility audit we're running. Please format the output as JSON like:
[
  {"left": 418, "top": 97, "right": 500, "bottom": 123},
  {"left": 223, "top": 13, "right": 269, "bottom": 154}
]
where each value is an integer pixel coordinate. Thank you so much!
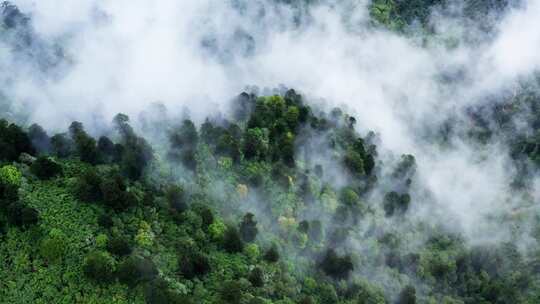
[
  {"left": 344, "top": 149, "right": 365, "bottom": 176},
  {"left": 320, "top": 249, "right": 354, "bottom": 279},
  {"left": 340, "top": 187, "right": 360, "bottom": 207},
  {"left": 117, "top": 256, "right": 158, "bottom": 287},
  {"left": 263, "top": 245, "right": 280, "bottom": 263},
  {"left": 318, "top": 283, "right": 339, "bottom": 304},
  {"left": 220, "top": 280, "right": 245, "bottom": 304},
  {"left": 97, "top": 136, "right": 115, "bottom": 163},
  {"left": 0, "top": 119, "right": 35, "bottom": 161},
  {"left": 309, "top": 220, "right": 323, "bottom": 243},
  {"left": 383, "top": 191, "right": 411, "bottom": 217},
  {"left": 178, "top": 250, "right": 211, "bottom": 279},
  {"left": 243, "top": 128, "right": 269, "bottom": 160},
  {"left": 121, "top": 137, "right": 153, "bottom": 179},
  {"left": 249, "top": 267, "right": 264, "bottom": 287},
  {"left": 83, "top": 251, "right": 115, "bottom": 282},
  {"left": 397, "top": 285, "right": 416, "bottom": 304},
  {"left": 50, "top": 133, "right": 72, "bottom": 158},
  {"left": 239, "top": 213, "right": 258, "bottom": 242},
  {"left": 30, "top": 156, "right": 62, "bottom": 180},
  {"left": 113, "top": 114, "right": 153, "bottom": 180},
  {"left": 76, "top": 168, "right": 103, "bottom": 202},
  {"left": 6, "top": 202, "right": 39, "bottom": 228},
  {"left": 20, "top": 206, "right": 39, "bottom": 227},
  {"left": 166, "top": 185, "right": 187, "bottom": 213},
  {"left": 69, "top": 121, "right": 98, "bottom": 164},
  {"left": 223, "top": 226, "right": 244, "bottom": 253},
  {"left": 40, "top": 228, "right": 68, "bottom": 263},
  {"left": 0, "top": 165, "right": 21, "bottom": 202},
  {"left": 100, "top": 173, "right": 135, "bottom": 211},
  {"left": 144, "top": 278, "right": 192, "bottom": 304},
  {"left": 168, "top": 119, "right": 198, "bottom": 171},
  {"left": 107, "top": 236, "right": 132, "bottom": 256},
  {"left": 28, "top": 123, "right": 51, "bottom": 154}
]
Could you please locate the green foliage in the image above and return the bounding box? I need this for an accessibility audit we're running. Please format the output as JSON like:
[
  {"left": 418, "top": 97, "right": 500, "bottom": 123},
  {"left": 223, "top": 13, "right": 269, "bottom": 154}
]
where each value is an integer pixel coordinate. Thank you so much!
[
  {"left": 6, "top": 202, "right": 39, "bottom": 227},
  {"left": 243, "top": 128, "right": 269, "bottom": 160},
  {"left": 0, "top": 87, "right": 537, "bottom": 304},
  {"left": 168, "top": 119, "right": 198, "bottom": 170},
  {"left": 239, "top": 212, "right": 258, "bottom": 242},
  {"left": 209, "top": 219, "right": 227, "bottom": 242},
  {"left": 107, "top": 236, "right": 132, "bottom": 256},
  {"left": 319, "top": 249, "right": 354, "bottom": 279},
  {"left": 166, "top": 184, "right": 187, "bottom": 213},
  {"left": 249, "top": 267, "right": 265, "bottom": 287},
  {"left": 50, "top": 133, "right": 72, "bottom": 158},
  {"left": 75, "top": 167, "right": 103, "bottom": 202},
  {"left": 114, "top": 113, "right": 153, "bottom": 180},
  {"left": 117, "top": 255, "right": 158, "bottom": 287},
  {"left": 0, "top": 119, "right": 35, "bottom": 161},
  {"left": 398, "top": 285, "right": 417, "bottom": 304},
  {"left": 135, "top": 221, "right": 155, "bottom": 249},
  {"left": 70, "top": 121, "right": 99, "bottom": 164},
  {"left": 83, "top": 251, "right": 116, "bottom": 282},
  {"left": 0, "top": 164, "right": 21, "bottom": 201},
  {"left": 40, "top": 228, "right": 68, "bottom": 263},
  {"left": 178, "top": 250, "right": 211, "bottom": 279},
  {"left": 263, "top": 244, "right": 280, "bottom": 263},
  {"left": 30, "top": 156, "right": 62, "bottom": 180},
  {"left": 383, "top": 191, "right": 411, "bottom": 216},
  {"left": 223, "top": 225, "right": 244, "bottom": 253}
]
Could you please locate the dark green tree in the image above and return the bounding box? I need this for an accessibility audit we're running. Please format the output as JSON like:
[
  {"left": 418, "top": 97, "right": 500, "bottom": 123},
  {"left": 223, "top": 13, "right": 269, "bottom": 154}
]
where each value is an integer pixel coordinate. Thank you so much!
[
  {"left": 239, "top": 212, "right": 258, "bottom": 242},
  {"left": 30, "top": 156, "right": 62, "bottom": 180},
  {"left": 83, "top": 251, "right": 115, "bottom": 282},
  {"left": 223, "top": 226, "right": 244, "bottom": 253},
  {"left": 319, "top": 249, "right": 354, "bottom": 279}
]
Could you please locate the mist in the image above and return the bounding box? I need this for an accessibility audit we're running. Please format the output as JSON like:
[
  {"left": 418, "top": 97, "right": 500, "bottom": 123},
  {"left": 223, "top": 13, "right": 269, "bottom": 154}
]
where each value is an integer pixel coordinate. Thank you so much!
[{"left": 3, "top": 0, "right": 540, "bottom": 283}]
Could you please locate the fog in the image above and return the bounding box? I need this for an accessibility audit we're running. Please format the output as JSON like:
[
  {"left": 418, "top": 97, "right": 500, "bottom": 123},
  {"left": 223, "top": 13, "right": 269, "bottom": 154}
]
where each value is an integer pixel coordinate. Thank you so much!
[{"left": 3, "top": 0, "right": 539, "bottom": 246}]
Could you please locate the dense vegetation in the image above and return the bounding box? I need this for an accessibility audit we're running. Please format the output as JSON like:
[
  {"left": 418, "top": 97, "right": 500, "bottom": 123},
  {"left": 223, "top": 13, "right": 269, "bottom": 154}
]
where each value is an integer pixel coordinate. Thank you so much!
[
  {"left": 1, "top": 86, "right": 540, "bottom": 303},
  {"left": 0, "top": 1, "right": 540, "bottom": 304}
]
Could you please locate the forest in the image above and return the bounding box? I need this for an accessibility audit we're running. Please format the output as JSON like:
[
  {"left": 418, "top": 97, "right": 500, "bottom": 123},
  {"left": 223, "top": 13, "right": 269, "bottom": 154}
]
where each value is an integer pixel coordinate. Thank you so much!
[{"left": 1, "top": 0, "right": 539, "bottom": 304}]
